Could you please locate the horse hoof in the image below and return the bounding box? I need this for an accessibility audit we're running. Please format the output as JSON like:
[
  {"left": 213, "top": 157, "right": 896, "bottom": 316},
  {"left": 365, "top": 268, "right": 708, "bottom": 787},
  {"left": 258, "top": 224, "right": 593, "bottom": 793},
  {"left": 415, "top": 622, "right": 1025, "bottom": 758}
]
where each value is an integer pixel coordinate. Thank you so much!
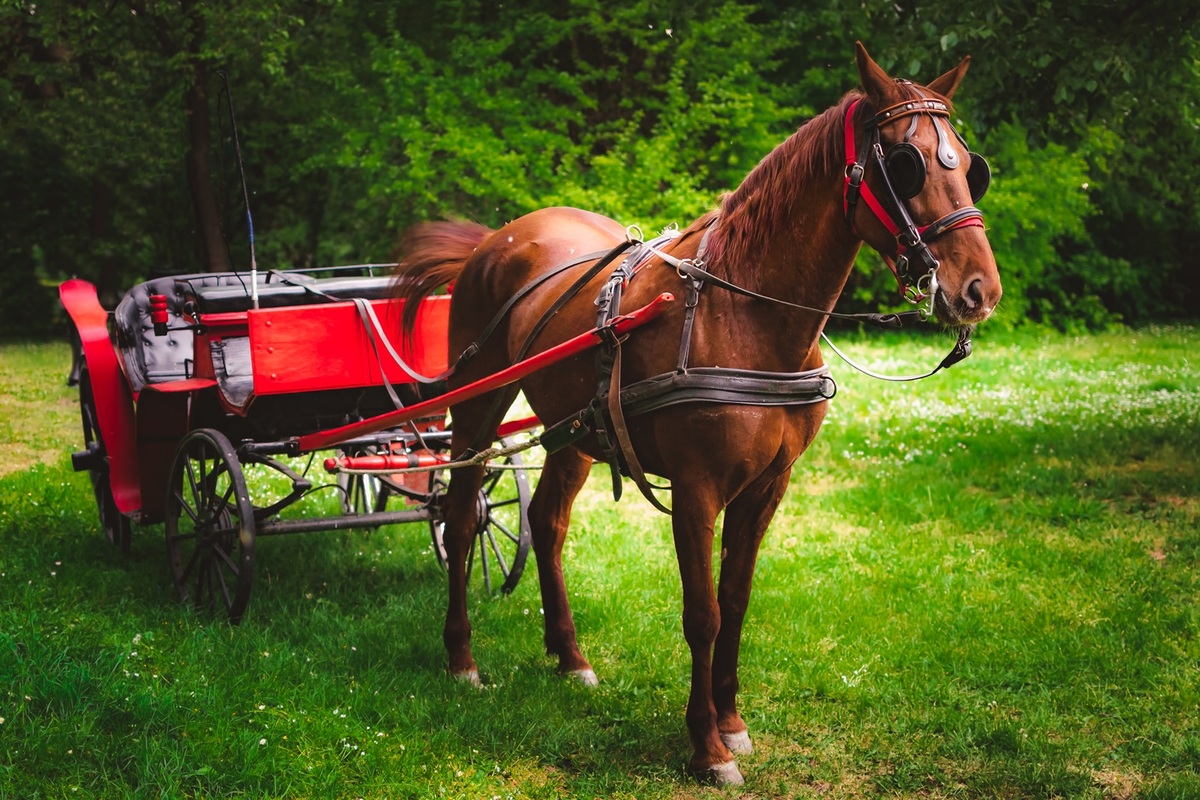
[
  {"left": 691, "top": 760, "right": 744, "bottom": 787},
  {"left": 569, "top": 668, "right": 598, "bottom": 687},
  {"left": 721, "top": 729, "right": 754, "bottom": 755},
  {"left": 452, "top": 669, "right": 482, "bottom": 687}
]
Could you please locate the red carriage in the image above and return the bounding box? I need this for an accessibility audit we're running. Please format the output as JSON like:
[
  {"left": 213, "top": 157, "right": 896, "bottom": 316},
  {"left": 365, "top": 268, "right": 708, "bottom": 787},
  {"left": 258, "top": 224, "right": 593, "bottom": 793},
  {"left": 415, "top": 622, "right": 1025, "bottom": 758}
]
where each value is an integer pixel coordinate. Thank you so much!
[
  {"left": 58, "top": 269, "right": 502, "bottom": 621},
  {"left": 61, "top": 265, "right": 669, "bottom": 624}
]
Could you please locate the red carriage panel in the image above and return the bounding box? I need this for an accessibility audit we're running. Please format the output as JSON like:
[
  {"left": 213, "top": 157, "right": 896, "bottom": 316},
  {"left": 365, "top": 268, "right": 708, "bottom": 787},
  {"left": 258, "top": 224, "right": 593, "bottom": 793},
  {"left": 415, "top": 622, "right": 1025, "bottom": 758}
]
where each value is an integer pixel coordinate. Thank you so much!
[{"left": 246, "top": 295, "right": 450, "bottom": 396}]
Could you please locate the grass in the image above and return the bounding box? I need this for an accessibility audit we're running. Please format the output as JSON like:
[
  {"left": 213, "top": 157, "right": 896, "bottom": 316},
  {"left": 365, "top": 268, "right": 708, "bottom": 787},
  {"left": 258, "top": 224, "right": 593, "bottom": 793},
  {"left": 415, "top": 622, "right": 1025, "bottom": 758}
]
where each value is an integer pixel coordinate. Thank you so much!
[{"left": 1, "top": 326, "right": 1198, "bottom": 799}]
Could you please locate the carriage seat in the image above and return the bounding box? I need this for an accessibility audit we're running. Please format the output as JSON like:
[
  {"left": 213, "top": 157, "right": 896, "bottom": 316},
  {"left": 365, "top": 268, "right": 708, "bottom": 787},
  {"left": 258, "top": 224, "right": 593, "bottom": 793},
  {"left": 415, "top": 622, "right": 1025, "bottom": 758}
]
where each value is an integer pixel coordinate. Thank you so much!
[
  {"left": 113, "top": 272, "right": 261, "bottom": 393},
  {"left": 182, "top": 273, "right": 394, "bottom": 314},
  {"left": 114, "top": 271, "right": 397, "bottom": 394}
]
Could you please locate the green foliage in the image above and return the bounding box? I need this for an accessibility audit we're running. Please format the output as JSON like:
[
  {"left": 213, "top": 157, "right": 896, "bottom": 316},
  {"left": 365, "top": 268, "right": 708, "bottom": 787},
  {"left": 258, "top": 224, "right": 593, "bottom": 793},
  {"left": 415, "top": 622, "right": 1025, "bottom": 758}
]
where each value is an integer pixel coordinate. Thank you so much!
[
  {"left": 1, "top": 0, "right": 1198, "bottom": 336},
  {"left": 975, "top": 121, "right": 1100, "bottom": 328}
]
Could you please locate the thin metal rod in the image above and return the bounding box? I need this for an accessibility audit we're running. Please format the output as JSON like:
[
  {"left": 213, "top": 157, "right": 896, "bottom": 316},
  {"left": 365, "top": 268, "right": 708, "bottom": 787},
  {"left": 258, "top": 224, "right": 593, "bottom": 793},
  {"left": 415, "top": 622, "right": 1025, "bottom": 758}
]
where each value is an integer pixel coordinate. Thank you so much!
[{"left": 256, "top": 508, "right": 434, "bottom": 537}]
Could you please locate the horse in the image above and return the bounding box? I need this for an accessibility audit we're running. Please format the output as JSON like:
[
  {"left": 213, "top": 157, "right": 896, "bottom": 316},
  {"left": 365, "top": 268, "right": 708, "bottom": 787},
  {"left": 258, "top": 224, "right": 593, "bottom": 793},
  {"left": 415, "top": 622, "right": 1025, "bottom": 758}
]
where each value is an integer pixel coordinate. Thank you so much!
[{"left": 391, "top": 42, "right": 1001, "bottom": 785}]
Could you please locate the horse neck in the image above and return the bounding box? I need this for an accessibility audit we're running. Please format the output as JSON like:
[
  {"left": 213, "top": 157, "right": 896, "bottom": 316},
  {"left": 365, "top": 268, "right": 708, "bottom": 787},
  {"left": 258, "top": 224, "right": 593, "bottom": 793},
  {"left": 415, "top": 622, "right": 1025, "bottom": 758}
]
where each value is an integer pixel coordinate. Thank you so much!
[
  {"left": 697, "top": 122, "right": 863, "bottom": 367},
  {"left": 711, "top": 100, "right": 863, "bottom": 292}
]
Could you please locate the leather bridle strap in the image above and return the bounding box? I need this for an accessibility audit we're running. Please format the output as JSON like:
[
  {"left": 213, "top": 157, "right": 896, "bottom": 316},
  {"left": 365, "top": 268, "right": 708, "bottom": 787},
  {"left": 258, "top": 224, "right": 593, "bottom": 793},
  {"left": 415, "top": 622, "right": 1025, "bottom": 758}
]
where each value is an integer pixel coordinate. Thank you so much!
[{"left": 842, "top": 98, "right": 985, "bottom": 297}]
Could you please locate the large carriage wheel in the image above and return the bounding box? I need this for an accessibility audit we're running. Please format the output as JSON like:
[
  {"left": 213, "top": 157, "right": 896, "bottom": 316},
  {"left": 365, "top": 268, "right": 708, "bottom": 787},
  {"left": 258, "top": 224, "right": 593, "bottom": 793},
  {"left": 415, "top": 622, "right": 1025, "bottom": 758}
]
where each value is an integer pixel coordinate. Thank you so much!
[
  {"left": 77, "top": 366, "right": 132, "bottom": 553},
  {"left": 429, "top": 439, "right": 532, "bottom": 595},
  {"left": 164, "top": 428, "right": 256, "bottom": 624}
]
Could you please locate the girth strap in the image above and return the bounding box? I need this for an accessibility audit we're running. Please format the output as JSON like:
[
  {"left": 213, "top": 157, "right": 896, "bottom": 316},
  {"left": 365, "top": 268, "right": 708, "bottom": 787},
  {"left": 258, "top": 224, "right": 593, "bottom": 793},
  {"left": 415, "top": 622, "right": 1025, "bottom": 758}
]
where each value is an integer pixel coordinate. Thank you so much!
[{"left": 607, "top": 342, "right": 673, "bottom": 514}]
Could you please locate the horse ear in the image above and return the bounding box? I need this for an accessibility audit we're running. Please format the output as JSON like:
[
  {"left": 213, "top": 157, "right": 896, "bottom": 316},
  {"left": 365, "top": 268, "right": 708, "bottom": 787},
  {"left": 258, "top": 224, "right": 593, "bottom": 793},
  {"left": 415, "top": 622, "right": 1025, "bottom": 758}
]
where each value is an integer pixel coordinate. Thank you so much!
[
  {"left": 854, "top": 41, "right": 893, "bottom": 100},
  {"left": 926, "top": 55, "right": 971, "bottom": 99}
]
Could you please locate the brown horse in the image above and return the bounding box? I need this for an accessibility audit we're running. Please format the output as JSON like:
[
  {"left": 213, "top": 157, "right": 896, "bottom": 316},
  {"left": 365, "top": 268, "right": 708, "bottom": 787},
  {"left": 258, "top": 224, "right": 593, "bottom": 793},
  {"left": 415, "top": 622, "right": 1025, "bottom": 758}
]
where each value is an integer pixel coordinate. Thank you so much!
[{"left": 392, "top": 43, "right": 1001, "bottom": 785}]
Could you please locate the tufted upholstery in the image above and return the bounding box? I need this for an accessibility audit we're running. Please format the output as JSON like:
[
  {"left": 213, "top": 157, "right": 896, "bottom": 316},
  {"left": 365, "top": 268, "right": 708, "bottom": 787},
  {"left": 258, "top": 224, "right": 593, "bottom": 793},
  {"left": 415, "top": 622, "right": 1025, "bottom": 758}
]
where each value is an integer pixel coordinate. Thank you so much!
[{"left": 114, "top": 276, "right": 198, "bottom": 393}]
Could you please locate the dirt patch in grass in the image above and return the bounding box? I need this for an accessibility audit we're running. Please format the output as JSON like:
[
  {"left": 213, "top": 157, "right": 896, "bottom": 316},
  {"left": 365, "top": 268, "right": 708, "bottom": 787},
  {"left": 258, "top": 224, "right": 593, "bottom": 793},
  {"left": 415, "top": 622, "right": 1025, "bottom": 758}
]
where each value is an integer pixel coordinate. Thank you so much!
[{"left": 1091, "top": 766, "right": 1143, "bottom": 800}]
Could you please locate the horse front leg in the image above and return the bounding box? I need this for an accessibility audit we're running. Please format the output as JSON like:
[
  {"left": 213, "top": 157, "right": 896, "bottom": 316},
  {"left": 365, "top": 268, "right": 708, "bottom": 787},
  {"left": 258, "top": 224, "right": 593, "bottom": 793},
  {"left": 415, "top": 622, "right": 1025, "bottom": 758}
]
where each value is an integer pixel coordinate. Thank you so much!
[
  {"left": 672, "top": 490, "right": 743, "bottom": 785},
  {"left": 712, "top": 471, "right": 791, "bottom": 757},
  {"left": 442, "top": 462, "right": 487, "bottom": 683},
  {"left": 529, "top": 447, "right": 596, "bottom": 683}
]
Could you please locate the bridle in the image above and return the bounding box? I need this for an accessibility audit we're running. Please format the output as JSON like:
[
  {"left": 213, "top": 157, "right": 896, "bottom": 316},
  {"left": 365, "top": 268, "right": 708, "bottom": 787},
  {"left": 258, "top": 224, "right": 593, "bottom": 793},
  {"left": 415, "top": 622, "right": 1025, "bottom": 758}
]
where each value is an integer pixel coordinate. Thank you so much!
[{"left": 843, "top": 88, "right": 991, "bottom": 316}]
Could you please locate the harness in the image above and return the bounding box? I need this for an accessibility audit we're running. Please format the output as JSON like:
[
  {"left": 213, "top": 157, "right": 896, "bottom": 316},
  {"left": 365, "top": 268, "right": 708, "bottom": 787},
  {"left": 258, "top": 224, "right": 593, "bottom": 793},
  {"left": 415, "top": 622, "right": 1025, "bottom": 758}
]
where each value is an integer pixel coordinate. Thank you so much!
[{"left": 526, "top": 230, "right": 833, "bottom": 513}]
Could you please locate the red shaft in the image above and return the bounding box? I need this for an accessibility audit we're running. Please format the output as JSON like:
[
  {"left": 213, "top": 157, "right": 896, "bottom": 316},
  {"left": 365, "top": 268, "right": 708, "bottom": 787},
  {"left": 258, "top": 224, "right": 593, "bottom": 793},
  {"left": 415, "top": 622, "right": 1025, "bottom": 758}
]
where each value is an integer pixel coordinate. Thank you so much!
[
  {"left": 324, "top": 452, "right": 448, "bottom": 473},
  {"left": 297, "top": 293, "right": 674, "bottom": 452}
]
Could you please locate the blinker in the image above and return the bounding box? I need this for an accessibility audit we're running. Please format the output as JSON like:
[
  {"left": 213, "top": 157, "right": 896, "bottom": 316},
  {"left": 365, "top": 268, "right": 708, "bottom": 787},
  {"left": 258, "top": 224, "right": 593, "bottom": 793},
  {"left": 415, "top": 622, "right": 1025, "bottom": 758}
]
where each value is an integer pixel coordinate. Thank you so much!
[
  {"left": 884, "top": 143, "right": 990, "bottom": 204},
  {"left": 884, "top": 142, "right": 926, "bottom": 199},
  {"left": 965, "top": 152, "right": 990, "bottom": 202}
]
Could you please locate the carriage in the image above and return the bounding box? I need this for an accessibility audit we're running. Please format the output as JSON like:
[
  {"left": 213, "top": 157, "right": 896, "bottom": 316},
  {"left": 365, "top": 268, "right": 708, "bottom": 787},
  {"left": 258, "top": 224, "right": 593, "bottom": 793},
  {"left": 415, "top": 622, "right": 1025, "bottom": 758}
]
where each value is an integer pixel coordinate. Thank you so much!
[
  {"left": 61, "top": 264, "right": 669, "bottom": 624},
  {"left": 59, "top": 267, "right": 540, "bottom": 623}
]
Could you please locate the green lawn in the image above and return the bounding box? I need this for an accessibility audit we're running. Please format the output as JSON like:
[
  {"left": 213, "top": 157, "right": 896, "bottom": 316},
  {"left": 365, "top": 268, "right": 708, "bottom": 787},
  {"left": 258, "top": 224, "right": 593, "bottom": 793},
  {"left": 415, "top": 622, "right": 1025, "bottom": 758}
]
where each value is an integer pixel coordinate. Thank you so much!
[{"left": 1, "top": 327, "right": 1197, "bottom": 799}]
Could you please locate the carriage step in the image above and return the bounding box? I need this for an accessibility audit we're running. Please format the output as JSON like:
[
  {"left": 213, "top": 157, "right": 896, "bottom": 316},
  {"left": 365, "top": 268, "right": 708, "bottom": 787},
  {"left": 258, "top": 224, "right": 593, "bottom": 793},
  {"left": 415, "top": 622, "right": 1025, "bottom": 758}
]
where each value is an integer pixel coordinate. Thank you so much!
[{"left": 71, "top": 445, "right": 103, "bottom": 473}]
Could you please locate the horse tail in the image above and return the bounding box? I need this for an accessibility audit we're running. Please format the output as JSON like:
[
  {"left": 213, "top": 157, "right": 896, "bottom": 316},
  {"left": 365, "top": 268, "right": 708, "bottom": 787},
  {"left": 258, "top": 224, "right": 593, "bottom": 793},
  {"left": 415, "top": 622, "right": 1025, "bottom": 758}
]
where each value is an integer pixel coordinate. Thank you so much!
[{"left": 392, "top": 219, "right": 494, "bottom": 335}]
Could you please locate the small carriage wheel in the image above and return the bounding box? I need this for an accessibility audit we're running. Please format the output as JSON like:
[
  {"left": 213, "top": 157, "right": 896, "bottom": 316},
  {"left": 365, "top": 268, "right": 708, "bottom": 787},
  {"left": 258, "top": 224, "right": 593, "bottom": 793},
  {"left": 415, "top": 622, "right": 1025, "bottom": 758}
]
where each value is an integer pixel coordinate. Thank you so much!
[
  {"left": 336, "top": 462, "right": 387, "bottom": 517},
  {"left": 77, "top": 366, "right": 132, "bottom": 553},
  {"left": 164, "top": 428, "right": 256, "bottom": 624},
  {"left": 429, "top": 438, "right": 532, "bottom": 595}
]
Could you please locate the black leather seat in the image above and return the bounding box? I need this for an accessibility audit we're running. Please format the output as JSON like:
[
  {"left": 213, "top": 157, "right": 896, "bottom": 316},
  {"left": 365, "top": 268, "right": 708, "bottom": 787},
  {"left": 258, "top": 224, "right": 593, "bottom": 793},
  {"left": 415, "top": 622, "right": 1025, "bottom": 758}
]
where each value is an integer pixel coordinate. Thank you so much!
[
  {"left": 114, "top": 270, "right": 396, "bottom": 393},
  {"left": 183, "top": 273, "right": 393, "bottom": 313}
]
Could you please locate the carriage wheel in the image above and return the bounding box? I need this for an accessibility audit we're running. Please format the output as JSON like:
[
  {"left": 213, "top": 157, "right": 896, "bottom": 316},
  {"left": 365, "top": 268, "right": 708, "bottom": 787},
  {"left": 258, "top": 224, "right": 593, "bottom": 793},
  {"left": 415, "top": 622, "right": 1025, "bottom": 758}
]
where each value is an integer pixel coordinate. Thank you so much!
[
  {"left": 429, "top": 439, "right": 532, "bottom": 595},
  {"left": 164, "top": 428, "right": 256, "bottom": 624},
  {"left": 337, "top": 464, "right": 387, "bottom": 516},
  {"left": 77, "top": 366, "right": 132, "bottom": 553}
]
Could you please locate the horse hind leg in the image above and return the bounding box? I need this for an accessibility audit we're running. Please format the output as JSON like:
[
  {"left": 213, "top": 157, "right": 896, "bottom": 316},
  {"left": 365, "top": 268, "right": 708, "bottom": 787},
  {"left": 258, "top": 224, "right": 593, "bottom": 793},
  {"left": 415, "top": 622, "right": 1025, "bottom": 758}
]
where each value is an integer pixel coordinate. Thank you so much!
[
  {"left": 441, "top": 461, "right": 487, "bottom": 683},
  {"left": 529, "top": 447, "right": 597, "bottom": 684}
]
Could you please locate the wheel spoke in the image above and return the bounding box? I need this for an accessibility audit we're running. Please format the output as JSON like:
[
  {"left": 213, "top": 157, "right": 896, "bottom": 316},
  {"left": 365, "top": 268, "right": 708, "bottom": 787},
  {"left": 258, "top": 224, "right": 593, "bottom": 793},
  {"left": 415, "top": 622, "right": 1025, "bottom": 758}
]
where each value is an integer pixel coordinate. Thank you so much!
[
  {"left": 485, "top": 528, "right": 510, "bottom": 576},
  {"left": 213, "top": 549, "right": 233, "bottom": 611},
  {"left": 478, "top": 532, "right": 493, "bottom": 591},
  {"left": 215, "top": 480, "right": 238, "bottom": 521},
  {"left": 211, "top": 539, "right": 240, "bottom": 573},
  {"left": 482, "top": 468, "right": 505, "bottom": 495},
  {"left": 184, "top": 457, "right": 202, "bottom": 509},
  {"left": 196, "top": 556, "right": 211, "bottom": 607},
  {"left": 172, "top": 487, "right": 201, "bottom": 525},
  {"left": 487, "top": 496, "right": 521, "bottom": 510},
  {"left": 178, "top": 541, "right": 203, "bottom": 586},
  {"left": 490, "top": 517, "right": 521, "bottom": 545}
]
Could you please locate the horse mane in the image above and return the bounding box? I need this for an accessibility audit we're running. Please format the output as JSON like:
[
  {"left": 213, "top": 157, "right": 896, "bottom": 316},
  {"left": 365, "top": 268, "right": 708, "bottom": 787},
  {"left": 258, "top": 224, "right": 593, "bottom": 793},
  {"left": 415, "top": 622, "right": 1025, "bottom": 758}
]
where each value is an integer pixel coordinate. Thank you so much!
[{"left": 691, "top": 91, "right": 865, "bottom": 279}]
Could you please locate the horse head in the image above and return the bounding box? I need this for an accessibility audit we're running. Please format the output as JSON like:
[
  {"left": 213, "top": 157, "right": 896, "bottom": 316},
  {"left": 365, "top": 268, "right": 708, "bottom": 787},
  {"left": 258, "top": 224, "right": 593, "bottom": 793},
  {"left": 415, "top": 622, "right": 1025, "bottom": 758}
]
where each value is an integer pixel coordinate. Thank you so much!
[{"left": 850, "top": 43, "right": 1002, "bottom": 326}]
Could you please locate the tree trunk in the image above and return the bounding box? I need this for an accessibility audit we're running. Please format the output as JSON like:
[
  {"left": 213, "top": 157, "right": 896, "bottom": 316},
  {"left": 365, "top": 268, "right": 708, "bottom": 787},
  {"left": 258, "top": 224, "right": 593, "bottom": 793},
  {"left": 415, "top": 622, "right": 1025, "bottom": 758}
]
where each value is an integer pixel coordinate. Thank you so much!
[{"left": 184, "top": 66, "right": 227, "bottom": 273}]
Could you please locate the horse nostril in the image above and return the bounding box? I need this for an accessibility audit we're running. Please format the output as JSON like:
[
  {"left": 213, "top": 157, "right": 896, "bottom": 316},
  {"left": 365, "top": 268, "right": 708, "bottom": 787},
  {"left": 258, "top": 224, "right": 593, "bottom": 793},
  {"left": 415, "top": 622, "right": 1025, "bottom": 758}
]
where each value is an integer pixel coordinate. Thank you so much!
[{"left": 964, "top": 278, "right": 984, "bottom": 308}]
